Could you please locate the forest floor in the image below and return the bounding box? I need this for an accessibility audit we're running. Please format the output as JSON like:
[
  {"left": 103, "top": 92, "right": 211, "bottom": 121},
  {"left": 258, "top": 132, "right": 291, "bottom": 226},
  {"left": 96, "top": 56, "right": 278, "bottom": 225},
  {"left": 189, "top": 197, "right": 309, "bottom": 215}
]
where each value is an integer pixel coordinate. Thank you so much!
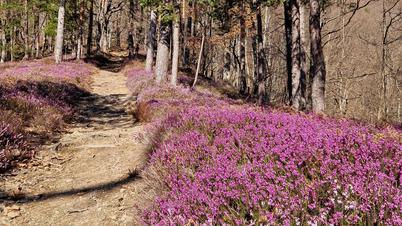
[{"left": 0, "top": 61, "right": 149, "bottom": 225}]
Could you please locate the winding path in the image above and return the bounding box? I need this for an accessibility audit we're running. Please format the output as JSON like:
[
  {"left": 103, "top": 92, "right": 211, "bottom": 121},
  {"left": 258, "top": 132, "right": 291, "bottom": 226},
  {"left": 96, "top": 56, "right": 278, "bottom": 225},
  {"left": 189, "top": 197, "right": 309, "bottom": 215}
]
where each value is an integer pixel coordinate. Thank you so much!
[{"left": 1, "top": 68, "right": 148, "bottom": 225}]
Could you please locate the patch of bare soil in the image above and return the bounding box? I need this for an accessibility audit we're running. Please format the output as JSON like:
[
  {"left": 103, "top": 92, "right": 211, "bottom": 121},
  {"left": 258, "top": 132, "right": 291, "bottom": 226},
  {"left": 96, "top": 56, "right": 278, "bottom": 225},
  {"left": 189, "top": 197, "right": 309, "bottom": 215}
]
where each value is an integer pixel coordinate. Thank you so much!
[{"left": 0, "top": 69, "right": 149, "bottom": 225}]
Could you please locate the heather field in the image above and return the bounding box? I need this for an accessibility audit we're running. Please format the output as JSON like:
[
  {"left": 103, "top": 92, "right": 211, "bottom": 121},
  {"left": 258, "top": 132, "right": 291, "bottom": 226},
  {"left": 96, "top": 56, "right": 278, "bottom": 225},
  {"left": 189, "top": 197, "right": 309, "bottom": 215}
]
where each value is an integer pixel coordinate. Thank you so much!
[
  {"left": 0, "top": 59, "right": 94, "bottom": 172},
  {"left": 125, "top": 67, "right": 402, "bottom": 225}
]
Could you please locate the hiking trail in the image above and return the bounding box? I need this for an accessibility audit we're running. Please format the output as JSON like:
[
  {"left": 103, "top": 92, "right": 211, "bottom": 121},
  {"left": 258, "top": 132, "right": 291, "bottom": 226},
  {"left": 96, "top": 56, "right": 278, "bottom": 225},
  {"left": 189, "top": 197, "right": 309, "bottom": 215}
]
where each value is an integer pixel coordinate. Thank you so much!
[{"left": 1, "top": 67, "right": 149, "bottom": 226}]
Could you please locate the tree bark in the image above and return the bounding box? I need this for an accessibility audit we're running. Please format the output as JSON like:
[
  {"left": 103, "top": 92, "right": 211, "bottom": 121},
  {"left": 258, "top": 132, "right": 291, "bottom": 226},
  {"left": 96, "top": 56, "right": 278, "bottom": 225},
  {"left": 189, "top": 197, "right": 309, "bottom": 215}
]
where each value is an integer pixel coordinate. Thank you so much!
[
  {"left": 77, "top": 0, "right": 85, "bottom": 59},
  {"left": 0, "top": 0, "right": 6, "bottom": 63},
  {"left": 10, "top": 26, "right": 15, "bottom": 62},
  {"left": 35, "top": 13, "right": 44, "bottom": 59},
  {"left": 239, "top": 3, "right": 247, "bottom": 95},
  {"left": 284, "top": 0, "right": 293, "bottom": 102},
  {"left": 300, "top": 2, "right": 310, "bottom": 110},
  {"left": 145, "top": 10, "right": 157, "bottom": 72},
  {"left": 290, "top": 0, "right": 305, "bottom": 110},
  {"left": 379, "top": 0, "right": 388, "bottom": 120},
  {"left": 155, "top": 21, "right": 171, "bottom": 83},
  {"left": 87, "top": 0, "right": 94, "bottom": 56},
  {"left": 23, "top": 0, "right": 29, "bottom": 60},
  {"left": 171, "top": 20, "right": 180, "bottom": 86},
  {"left": 54, "top": 0, "right": 66, "bottom": 64},
  {"left": 128, "top": 0, "right": 136, "bottom": 59},
  {"left": 193, "top": 32, "right": 205, "bottom": 88},
  {"left": 0, "top": 31, "right": 5, "bottom": 63},
  {"left": 190, "top": 0, "right": 196, "bottom": 37},
  {"left": 136, "top": 4, "right": 144, "bottom": 53},
  {"left": 97, "top": 0, "right": 112, "bottom": 53},
  {"left": 309, "top": 0, "right": 326, "bottom": 113},
  {"left": 255, "top": 8, "right": 268, "bottom": 105},
  {"left": 182, "top": 0, "right": 188, "bottom": 66}
]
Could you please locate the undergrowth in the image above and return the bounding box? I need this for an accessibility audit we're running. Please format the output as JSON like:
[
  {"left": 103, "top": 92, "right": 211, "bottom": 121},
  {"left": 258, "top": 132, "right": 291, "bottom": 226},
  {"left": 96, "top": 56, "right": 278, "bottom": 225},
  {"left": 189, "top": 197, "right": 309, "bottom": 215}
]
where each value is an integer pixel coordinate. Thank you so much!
[{"left": 0, "top": 59, "right": 94, "bottom": 173}]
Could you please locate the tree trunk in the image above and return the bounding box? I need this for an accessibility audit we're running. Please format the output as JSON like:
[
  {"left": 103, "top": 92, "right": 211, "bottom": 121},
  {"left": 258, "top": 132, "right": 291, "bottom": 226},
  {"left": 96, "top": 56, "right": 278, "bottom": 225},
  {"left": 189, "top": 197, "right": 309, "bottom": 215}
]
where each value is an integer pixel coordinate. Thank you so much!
[
  {"left": 97, "top": 0, "right": 111, "bottom": 53},
  {"left": 155, "top": 21, "right": 171, "bottom": 83},
  {"left": 145, "top": 10, "right": 157, "bottom": 72},
  {"left": 182, "top": 0, "right": 188, "bottom": 66},
  {"left": 309, "top": 0, "right": 326, "bottom": 113},
  {"left": 193, "top": 32, "right": 205, "bottom": 88},
  {"left": 284, "top": 0, "right": 293, "bottom": 102},
  {"left": 87, "top": 0, "right": 94, "bottom": 56},
  {"left": 190, "top": 0, "right": 196, "bottom": 37},
  {"left": 290, "top": 0, "right": 304, "bottom": 110},
  {"left": 128, "top": 0, "right": 136, "bottom": 59},
  {"left": 239, "top": 3, "right": 247, "bottom": 95},
  {"left": 0, "top": 31, "right": 5, "bottom": 63},
  {"left": 171, "top": 20, "right": 180, "bottom": 86},
  {"left": 136, "top": 4, "right": 144, "bottom": 53},
  {"left": 300, "top": 3, "right": 311, "bottom": 110},
  {"left": 10, "top": 26, "right": 15, "bottom": 62},
  {"left": 0, "top": 0, "right": 5, "bottom": 63},
  {"left": 23, "top": 0, "right": 29, "bottom": 60},
  {"left": 35, "top": 13, "right": 42, "bottom": 59},
  {"left": 77, "top": 0, "right": 85, "bottom": 59},
  {"left": 116, "top": 16, "right": 122, "bottom": 49},
  {"left": 255, "top": 8, "right": 268, "bottom": 105},
  {"left": 99, "top": 23, "right": 108, "bottom": 53},
  {"left": 379, "top": 0, "right": 388, "bottom": 120},
  {"left": 54, "top": 0, "right": 66, "bottom": 64}
]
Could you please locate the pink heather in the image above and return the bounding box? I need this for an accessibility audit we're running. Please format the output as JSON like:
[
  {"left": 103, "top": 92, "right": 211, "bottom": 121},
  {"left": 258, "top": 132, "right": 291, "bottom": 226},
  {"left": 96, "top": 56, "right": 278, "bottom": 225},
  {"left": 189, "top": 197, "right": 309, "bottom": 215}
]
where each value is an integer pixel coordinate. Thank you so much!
[{"left": 126, "top": 67, "right": 402, "bottom": 225}]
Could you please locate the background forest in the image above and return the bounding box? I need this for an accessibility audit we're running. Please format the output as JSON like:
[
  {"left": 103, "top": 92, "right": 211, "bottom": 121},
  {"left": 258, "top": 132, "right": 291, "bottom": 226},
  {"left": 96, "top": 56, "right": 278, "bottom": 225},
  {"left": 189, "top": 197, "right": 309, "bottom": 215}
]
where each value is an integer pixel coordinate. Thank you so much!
[{"left": 0, "top": 0, "right": 400, "bottom": 123}]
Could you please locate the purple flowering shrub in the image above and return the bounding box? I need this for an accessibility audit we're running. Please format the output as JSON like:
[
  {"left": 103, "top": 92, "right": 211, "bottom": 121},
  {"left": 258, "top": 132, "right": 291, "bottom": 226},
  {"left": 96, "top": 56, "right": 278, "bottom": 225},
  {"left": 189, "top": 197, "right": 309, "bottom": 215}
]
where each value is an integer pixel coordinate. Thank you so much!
[
  {"left": 0, "top": 59, "right": 94, "bottom": 88},
  {"left": 125, "top": 66, "right": 402, "bottom": 225},
  {"left": 0, "top": 59, "right": 94, "bottom": 172},
  {"left": 145, "top": 108, "right": 401, "bottom": 225},
  {"left": 0, "top": 124, "right": 33, "bottom": 171}
]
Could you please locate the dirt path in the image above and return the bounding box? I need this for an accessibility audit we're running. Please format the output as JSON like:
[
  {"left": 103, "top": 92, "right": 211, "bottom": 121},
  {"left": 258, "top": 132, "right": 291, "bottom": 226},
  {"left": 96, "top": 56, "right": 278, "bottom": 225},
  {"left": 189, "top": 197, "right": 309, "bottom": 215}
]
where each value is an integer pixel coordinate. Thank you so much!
[{"left": 0, "top": 69, "right": 148, "bottom": 225}]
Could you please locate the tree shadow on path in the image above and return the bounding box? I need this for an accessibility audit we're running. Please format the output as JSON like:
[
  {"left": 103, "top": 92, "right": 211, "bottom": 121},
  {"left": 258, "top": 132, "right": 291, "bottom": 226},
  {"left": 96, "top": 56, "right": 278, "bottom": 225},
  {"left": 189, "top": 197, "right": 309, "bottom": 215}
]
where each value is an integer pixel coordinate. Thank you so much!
[{"left": 0, "top": 170, "right": 140, "bottom": 204}]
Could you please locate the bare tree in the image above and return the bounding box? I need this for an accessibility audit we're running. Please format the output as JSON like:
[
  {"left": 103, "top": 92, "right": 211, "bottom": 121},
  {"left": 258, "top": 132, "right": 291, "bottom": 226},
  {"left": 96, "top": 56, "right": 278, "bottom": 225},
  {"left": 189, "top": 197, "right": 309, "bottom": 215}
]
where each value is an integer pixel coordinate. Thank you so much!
[
  {"left": 239, "top": 1, "right": 247, "bottom": 95},
  {"left": 171, "top": 2, "right": 180, "bottom": 86},
  {"left": 155, "top": 17, "right": 171, "bottom": 83},
  {"left": 87, "top": 0, "right": 94, "bottom": 56},
  {"left": 310, "top": 0, "right": 326, "bottom": 113},
  {"left": 128, "top": 0, "right": 136, "bottom": 59},
  {"left": 76, "top": 0, "right": 85, "bottom": 59},
  {"left": 54, "top": 0, "right": 66, "bottom": 64},
  {"left": 145, "top": 10, "right": 157, "bottom": 72},
  {"left": 22, "top": 0, "right": 29, "bottom": 60},
  {"left": 0, "top": 0, "right": 6, "bottom": 63}
]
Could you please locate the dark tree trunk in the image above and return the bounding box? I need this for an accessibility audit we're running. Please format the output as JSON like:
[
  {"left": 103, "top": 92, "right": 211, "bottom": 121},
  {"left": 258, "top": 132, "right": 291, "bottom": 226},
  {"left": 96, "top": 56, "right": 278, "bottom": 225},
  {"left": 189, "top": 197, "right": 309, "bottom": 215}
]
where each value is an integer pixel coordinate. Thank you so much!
[
  {"left": 76, "top": 0, "right": 84, "bottom": 59},
  {"left": 284, "top": 0, "right": 293, "bottom": 103},
  {"left": 255, "top": 8, "right": 268, "bottom": 105},
  {"left": 290, "top": 0, "right": 306, "bottom": 110},
  {"left": 128, "top": 0, "right": 136, "bottom": 59},
  {"left": 87, "top": 0, "right": 94, "bottom": 56},
  {"left": 182, "top": 0, "right": 188, "bottom": 66},
  {"left": 239, "top": 3, "right": 247, "bottom": 95}
]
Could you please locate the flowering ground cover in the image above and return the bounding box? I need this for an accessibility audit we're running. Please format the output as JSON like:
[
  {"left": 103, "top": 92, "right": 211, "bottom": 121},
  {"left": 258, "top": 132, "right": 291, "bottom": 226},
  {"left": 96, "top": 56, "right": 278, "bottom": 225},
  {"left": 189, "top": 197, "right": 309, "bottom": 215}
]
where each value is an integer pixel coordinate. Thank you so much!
[
  {"left": 0, "top": 59, "right": 93, "bottom": 81},
  {"left": 126, "top": 66, "right": 402, "bottom": 225},
  {"left": 0, "top": 59, "right": 95, "bottom": 172}
]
